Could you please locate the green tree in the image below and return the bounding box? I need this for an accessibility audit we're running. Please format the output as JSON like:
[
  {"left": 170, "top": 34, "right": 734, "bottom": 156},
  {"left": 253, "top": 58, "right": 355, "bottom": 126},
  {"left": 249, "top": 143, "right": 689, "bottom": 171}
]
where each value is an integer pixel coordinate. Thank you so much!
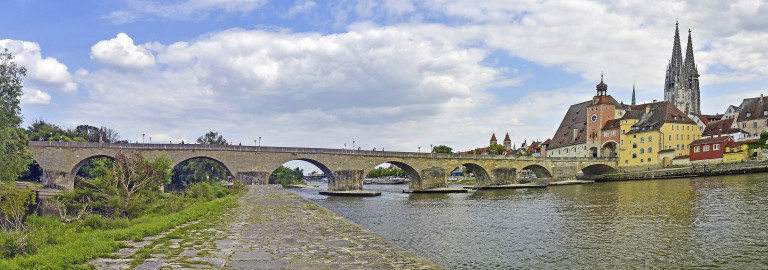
[
  {"left": 169, "top": 131, "right": 231, "bottom": 189},
  {"left": 487, "top": 143, "right": 507, "bottom": 155},
  {"left": 197, "top": 131, "right": 227, "bottom": 145},
  {"left": 432, "top": 145, "right": 453, "bottom": 153},
  {"left": 269, "top": 165, "right": 305, "bottom": 185},
  {"left": 0, "top": 49, "right": 32, "bottom": 181}
]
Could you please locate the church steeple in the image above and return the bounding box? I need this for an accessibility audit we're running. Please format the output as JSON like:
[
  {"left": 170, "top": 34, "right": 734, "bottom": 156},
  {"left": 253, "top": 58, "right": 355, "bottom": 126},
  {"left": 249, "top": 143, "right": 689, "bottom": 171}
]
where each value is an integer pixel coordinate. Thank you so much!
[
  {"left": 631, "top": 83, "right": 636, "bottom": 106},
  {"left": 671, "top": 22, "right": 683, "bottom": 68},
  {"left": 684, "top": 29, "right": 698, "bottom": 76}
]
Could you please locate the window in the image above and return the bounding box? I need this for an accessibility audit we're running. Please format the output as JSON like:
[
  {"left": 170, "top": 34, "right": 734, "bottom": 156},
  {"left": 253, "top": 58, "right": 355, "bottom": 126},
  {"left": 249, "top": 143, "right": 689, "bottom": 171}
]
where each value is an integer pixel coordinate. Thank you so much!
[
  {"left": 754, "top": 122, "right": 759, "bottom": 128},
  {"left": 640, "top": 158, "right": 644, "bottom": 163},
  {"left": 611, "top": 131, "right": 616, "bottom": 136},
  {"left": 743, "top": 123, "right": 747, "bottom": 128},
  {"left": 694, "top": 146, "right": 700, "bottom": 153},
  {"left": 764, "top": 110, "right": 768, "bottom": 116},
  {"left": 704, "top": 145, "right": 710, "bottom": 151},
  {"left": 604, "top": 132, "right": 609, "bottom": 137},
  {"left": 621, "top": 130, "right": 625, "bottom": 135},
  {"left": 641, "top": 138, "right": 645, "bottom": 143},
  {"left": 633, "top": 143, "right": 637, "bottom": 148},
  {"left": 677, "top": 145, "right": 680, "bottom": 150},
  {"left": 625, "top": 160, "right": 628, "bottom": 164},
  {"left": 648, "top": 136, "right": 652, "bottom": 142},
  {"left": 647, "top": 158, "right": 651, "bottom": 162},
  {"left": 714, "top": 144, "right": 720, "bottom": 150},
  {"left": 621, "top": 140, "right": 624, "bottom": 145},
  {"left": 633, "top": 135, "right": 637, "bottom": 138},
  {"left": 648, "top": 147, "right": 653, "bottom": 153},
  {"left": 632, "top": 153, "right": 637, "bottom": 159},
  {"left": 640, "top": 148, "right": 645, "bottom": 154},
  {"left": 747, "top": 112, "right": 752, "bottom": 117},
  {"left": 676, "top": 134, "right": 679, "bottom": 140},
  {"left": 688, "top": 135, "right": 690, "bottom": 140},
  {"left": 669, "top": 135, "right": 672, "bottom": 141}
]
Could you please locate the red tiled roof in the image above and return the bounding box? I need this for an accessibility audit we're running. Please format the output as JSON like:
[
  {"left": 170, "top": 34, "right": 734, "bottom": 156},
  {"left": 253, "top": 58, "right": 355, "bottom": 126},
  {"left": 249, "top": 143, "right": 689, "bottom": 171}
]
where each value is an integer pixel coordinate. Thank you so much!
[
  {"left": 602, "top": 119, "right": 621, "bottom": 130},
  {"left": 626, "top": 101, "right": 696, "bottom": 134},
  {"left": 701, "top": 119, "right": 743, "bottom": 137},
  {"left": 690, "top": 136, "right": 733, "bottom": 146},
  {"left": 504, "top": 133, "right": 511, "bottom": 142},
  {"left": 490, "top": 133, "right": 497, "bottom": 142}
]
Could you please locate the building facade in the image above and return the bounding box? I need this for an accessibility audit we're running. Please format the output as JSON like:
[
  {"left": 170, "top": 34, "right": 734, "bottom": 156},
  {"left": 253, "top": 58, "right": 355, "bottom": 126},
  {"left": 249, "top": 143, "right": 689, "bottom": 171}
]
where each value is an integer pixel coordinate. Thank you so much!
[
  {"left": 690, "top": 136, "right": 733, "bottom": 163},
  {"left": 619, "top": 101, "right": 700, "bottom": 167}
]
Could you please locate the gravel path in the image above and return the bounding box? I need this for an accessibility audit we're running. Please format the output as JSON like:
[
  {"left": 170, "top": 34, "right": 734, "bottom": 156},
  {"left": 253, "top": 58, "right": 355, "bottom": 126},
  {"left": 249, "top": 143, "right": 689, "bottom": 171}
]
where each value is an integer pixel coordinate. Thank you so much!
[{"left": 126, "top": 185, "right": 441, "bottom": 269}]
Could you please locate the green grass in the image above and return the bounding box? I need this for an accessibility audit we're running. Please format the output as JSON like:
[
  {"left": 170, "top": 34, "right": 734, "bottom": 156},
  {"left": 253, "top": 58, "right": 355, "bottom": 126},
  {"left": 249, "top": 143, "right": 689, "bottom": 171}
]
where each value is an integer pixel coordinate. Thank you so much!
[{"left": 0, "top": 190, "right": 244, "bottom": 269}]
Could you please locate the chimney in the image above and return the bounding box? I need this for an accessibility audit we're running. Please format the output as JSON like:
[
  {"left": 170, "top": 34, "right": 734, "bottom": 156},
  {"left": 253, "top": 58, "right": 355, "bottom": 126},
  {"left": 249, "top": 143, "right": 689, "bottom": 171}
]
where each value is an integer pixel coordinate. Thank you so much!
[
  {"left": 573, "top": 129, "right": 578, "bottom": 141},
  {"left": 653, "top": 99, "right": 657, "bottom": 103},
  {"left": 761, "top": 94, "right": 764, "bottom": 103},
  {"left": 645, "top": 106, "right": 650, "bottom": 114}
]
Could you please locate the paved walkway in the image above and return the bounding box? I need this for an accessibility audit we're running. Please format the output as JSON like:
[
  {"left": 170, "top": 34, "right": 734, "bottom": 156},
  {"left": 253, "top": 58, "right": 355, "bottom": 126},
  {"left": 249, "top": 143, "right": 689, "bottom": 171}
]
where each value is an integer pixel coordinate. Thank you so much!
[{"left": 130, "top": 185, "right": 441, "bottom": 269}]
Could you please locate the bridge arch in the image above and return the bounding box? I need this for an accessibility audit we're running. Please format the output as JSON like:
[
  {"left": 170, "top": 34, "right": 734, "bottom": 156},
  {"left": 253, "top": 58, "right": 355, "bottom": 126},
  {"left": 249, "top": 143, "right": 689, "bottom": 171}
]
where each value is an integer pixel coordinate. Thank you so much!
[
  {"left": 459, "top": 163, "right": 491, "bottom": 186},
  {"left": 70, "top": 154, "right": 116, "bottom": 178},
  {"left": 580, "top": 164, "right": 617, "bottom": 177},
  {"left": 269, "top": 158, "right": 335, "bottom": 183},
  {"left": 169, "top": 156, "right": 234, "bottom": 189},
  {"left": 520, "top": 164, "right": 553, "bottom": 178}
]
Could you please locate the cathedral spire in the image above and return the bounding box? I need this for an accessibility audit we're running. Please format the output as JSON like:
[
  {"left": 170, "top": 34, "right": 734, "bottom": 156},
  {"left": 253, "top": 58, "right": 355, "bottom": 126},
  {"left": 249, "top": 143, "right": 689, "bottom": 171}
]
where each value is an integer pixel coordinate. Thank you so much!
[
  {"left": 671, "top": 22, "right": 683, "bottom": 68},
  {"left": 631, "top": 83, "right": 636, "bottom": 106},
  {"left": 684, "top": 29, "right": 698, "bottom": 75}
]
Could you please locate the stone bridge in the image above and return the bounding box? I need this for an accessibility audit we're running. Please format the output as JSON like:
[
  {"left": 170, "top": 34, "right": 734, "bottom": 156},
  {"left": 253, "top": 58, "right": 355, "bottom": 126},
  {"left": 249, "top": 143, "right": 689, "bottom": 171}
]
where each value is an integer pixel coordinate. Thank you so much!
[{"left": 28, "top": 141, "right": 618, "bottom": 191}]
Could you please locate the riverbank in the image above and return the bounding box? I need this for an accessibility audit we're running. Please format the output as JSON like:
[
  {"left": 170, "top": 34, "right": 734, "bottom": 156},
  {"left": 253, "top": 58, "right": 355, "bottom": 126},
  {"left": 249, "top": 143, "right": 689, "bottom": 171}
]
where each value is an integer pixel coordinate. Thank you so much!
[
  {"left": 129, "top": 185, "right": 440, "bottom": 269},
  {"left": 594, "top": 160, "right": 768, "bottom": 181}
]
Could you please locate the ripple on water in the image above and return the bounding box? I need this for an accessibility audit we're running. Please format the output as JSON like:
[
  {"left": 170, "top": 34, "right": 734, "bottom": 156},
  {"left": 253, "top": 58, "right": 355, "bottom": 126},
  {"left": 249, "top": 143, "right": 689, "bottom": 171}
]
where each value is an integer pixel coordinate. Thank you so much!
[{"left": 292, "top": 175, "right": 768, "bottom": 269}]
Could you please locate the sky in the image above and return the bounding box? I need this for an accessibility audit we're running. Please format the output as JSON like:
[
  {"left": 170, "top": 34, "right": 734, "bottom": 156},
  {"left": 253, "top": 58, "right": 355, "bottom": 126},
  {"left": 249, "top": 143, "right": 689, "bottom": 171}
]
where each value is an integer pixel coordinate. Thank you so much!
[{"left": 4, "top": 0, "right": 768, "bottom": 173}]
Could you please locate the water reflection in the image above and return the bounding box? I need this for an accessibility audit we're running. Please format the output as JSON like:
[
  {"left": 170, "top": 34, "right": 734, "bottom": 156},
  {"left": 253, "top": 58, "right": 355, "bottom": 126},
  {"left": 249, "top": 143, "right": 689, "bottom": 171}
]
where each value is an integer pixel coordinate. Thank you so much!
[{"left": 293, "top": 175, "right": 768, "bottom": 269}]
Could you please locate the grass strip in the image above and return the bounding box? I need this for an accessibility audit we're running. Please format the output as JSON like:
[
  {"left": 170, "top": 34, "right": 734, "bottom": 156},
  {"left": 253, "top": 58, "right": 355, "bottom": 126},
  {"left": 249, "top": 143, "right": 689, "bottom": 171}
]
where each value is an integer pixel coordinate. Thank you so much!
[{"left": 0, "top": 190, "right": 244, "bottom": 269}]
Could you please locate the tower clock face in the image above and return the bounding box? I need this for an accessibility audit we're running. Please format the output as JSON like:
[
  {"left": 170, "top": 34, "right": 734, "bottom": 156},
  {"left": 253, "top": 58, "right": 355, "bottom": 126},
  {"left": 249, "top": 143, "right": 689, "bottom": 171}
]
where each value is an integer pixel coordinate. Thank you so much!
[{"left": 590, "top": 114, "right": 598, "bottom": 123}]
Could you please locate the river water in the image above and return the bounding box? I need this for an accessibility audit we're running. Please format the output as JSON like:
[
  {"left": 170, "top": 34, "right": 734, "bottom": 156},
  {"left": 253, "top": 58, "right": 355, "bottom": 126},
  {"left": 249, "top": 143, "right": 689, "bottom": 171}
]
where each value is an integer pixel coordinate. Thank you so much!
[{"left": 290, "top": 174, "right": 768, "bottom": 269}]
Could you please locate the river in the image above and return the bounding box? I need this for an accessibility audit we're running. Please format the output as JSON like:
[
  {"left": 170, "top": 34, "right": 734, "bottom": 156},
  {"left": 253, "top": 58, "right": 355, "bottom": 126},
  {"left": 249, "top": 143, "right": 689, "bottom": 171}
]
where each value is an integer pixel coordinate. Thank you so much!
[{"left": 290, "top": 174, "right": 768, "bottom": 269}]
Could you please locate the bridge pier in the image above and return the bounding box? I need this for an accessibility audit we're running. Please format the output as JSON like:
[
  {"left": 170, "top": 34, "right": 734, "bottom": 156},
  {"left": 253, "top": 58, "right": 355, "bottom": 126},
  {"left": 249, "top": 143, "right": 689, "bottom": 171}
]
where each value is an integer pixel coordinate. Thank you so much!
[
  {"left": 329, "top": 170, "right": 364, "bottom": 191},
  {"left": 489, "top": 167, "right": 517, "bottom": 186},
  {"left": 413, "top": 167, "right": 447, "bottom": 190},
  {"left": 236, "top": 171, "right": 269, "bottom": 185},
  {"left": 41, "top": 170, "right": 73, "bottom": 190}
]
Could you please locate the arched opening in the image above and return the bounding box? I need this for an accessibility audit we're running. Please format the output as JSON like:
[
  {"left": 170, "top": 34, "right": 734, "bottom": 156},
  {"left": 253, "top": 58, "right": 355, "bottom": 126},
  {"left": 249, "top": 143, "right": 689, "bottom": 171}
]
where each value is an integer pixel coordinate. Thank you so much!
[
  {"left": 590, "top": 147, "right": 598, "bottom": 157},
  {"left": 601, "top": 141, "right": 618, "bottom": 157},
  {"left": 580, "top": 164, "right": 618, "bottom": 179},
  {"left": 20, "top": 160, "right": 43, "bottom": 182},
  {"left": 271, "top": 159, "right": 329, "bottom": 187},
  {"left": 366, "top": 162, "right": 411, "bottom": 185},
  {"left": 461, "top": 163, "right": 491, "bottom": 186},
  {"left": 521, "top": 165, "right": 553, "bottom": 179},
  {"left": 169, "top": 156, "right": 233, "bottom": 190},
  {"left": 516, "top": 168, "right": 537, "bottom": 183},
  {"left": 72, "top": 155, "right": 116, "bottom": 188}
]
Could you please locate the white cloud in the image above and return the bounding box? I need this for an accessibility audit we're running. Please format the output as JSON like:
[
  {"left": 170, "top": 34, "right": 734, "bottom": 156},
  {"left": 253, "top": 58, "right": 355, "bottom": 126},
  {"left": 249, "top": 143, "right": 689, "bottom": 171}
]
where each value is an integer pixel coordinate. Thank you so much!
[
  {"left": 0, "top": 39, "right": 77, "bottom": 93},
  {"left": 104, "top": 0, "right": 268, "bottom": 24},
  {"left": 90, "top": 33, "right": 156, "bottom": 70},
  {"left": 286, "top": 0, "right": 317, "bottom": 17},
  {"left": 21, "top": 88, "right": 51, "bottom": 105}
]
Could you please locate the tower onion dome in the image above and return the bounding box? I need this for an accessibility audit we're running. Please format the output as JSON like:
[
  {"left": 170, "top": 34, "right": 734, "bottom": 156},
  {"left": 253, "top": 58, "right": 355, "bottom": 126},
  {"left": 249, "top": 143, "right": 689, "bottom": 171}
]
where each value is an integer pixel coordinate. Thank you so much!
[{"left": 596, "top": 73, "right": 607, "bottom": 96}]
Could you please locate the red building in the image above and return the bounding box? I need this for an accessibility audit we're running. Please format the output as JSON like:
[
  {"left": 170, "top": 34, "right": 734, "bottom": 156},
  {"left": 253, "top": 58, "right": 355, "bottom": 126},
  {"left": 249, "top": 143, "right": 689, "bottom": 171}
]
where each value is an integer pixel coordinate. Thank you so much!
[{"left": 689, "top": 136, "right": 733, "bottom": 162}]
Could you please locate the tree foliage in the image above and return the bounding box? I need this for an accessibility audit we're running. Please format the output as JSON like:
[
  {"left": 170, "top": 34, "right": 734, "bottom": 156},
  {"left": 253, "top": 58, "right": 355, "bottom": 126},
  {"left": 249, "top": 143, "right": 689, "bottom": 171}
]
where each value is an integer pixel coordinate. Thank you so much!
[
  {"left": 487, "top": 143, "right": 507, "bottom": 155},
  {"left": 169, "top": 131, "right": 231, "bottom": 189},
  {"left": 0, "top": 182, "right": 36, "bottom": 231},
  {"left": 366, "top": 167, "right": 406, "bottom": 178},
  {"left": 269, "top": 165, "right": 305, "bottom": 185},
  {"left": 55, "top": 152, "right": 172, "bottom": 218},
  {"left": 26, "top": 119, "right": 121, "bottom": 143},
  {"left": 432, "top": 145, "right": 453, "bottom": 153},
  {"left": 0, "top": 49, "right": 32, "bottom": 181}
]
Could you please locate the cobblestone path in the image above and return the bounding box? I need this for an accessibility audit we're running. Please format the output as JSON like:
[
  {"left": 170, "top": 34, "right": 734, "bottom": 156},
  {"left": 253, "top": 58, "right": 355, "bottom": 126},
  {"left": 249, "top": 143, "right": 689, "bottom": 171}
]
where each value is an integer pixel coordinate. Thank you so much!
[{"left": 130, "top": 185, "right": 442, "bottom": 269}]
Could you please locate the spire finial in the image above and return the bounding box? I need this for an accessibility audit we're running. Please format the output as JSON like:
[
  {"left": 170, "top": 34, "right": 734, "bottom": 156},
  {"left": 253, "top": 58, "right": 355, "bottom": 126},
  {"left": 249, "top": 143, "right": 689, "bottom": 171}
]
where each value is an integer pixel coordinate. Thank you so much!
[{"left": 601, "top": 71, "right": 604, "bottom": 82}]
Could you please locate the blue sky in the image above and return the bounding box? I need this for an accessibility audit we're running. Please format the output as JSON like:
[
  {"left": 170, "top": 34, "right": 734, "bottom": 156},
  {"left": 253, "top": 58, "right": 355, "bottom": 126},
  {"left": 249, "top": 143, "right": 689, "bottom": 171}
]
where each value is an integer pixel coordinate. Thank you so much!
[{"left": 4, "top": 1, "right": 768, "bottom": 169}]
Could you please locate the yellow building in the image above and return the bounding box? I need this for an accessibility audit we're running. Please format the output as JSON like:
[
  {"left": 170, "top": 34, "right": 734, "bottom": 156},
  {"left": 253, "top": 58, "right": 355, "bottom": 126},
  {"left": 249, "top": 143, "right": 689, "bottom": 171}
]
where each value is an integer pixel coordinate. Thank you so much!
[{"left": 618, "top": 101, "right": 700, "bottom": 167}]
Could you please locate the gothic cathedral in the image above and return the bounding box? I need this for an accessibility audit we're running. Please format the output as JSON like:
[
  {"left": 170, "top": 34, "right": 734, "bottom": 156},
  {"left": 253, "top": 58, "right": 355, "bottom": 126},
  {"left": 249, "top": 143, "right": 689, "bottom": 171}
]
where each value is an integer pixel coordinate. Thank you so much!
[{"left": 664, "top": 22, "right": 700, "bottom": 115}]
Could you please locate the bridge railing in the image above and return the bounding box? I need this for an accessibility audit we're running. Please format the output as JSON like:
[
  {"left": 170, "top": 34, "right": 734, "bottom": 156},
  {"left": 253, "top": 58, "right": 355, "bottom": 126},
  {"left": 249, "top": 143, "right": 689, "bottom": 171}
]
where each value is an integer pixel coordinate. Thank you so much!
[{"left": 29, "top": 141, "right": 616, "bottom": 162}]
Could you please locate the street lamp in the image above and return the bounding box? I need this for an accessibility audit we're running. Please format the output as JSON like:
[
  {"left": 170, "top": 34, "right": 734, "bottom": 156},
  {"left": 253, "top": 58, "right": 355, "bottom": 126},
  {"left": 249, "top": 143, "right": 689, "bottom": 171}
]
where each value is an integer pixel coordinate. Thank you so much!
[
  {"left": 353, "top": 141, "right": 356, "bottom": 151},
  {"left": 149, "top": 137, "right": 152, "bottom": 144},
  {"left": 258, "top": 137, "right": 261, "bottom": 148},
  {"left": 418, "top": 146, "right": 421, "bottom": 153},
  {"left": 142, "top": 134, "right": 145, "bottom": 144}
]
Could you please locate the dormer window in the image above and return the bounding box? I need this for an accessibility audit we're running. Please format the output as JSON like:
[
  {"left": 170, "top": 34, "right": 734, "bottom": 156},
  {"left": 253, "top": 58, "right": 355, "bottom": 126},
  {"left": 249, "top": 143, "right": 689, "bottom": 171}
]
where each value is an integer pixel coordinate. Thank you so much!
[
  {"left": 763, "top": 110, "right": 767, "bottom": 116},
  {"left": 673, "top": 116, "right": 678, "bottom": 120},
  {"left": 747, "top": 112, "right": 752, "bottom": 117}
]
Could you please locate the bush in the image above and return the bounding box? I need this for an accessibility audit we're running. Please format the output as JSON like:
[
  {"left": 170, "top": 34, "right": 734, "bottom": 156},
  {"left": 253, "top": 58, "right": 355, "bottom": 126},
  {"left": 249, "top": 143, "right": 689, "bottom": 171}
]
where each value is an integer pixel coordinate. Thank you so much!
[
  {"left": 0, "top": 230, "right": 35, "bottom": 259},
  {"left": 187, "top": 182, "right": 228, "bottom": 201},
  {"left": 0, "top": 182, "right": 36, "bottom": 231}
]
